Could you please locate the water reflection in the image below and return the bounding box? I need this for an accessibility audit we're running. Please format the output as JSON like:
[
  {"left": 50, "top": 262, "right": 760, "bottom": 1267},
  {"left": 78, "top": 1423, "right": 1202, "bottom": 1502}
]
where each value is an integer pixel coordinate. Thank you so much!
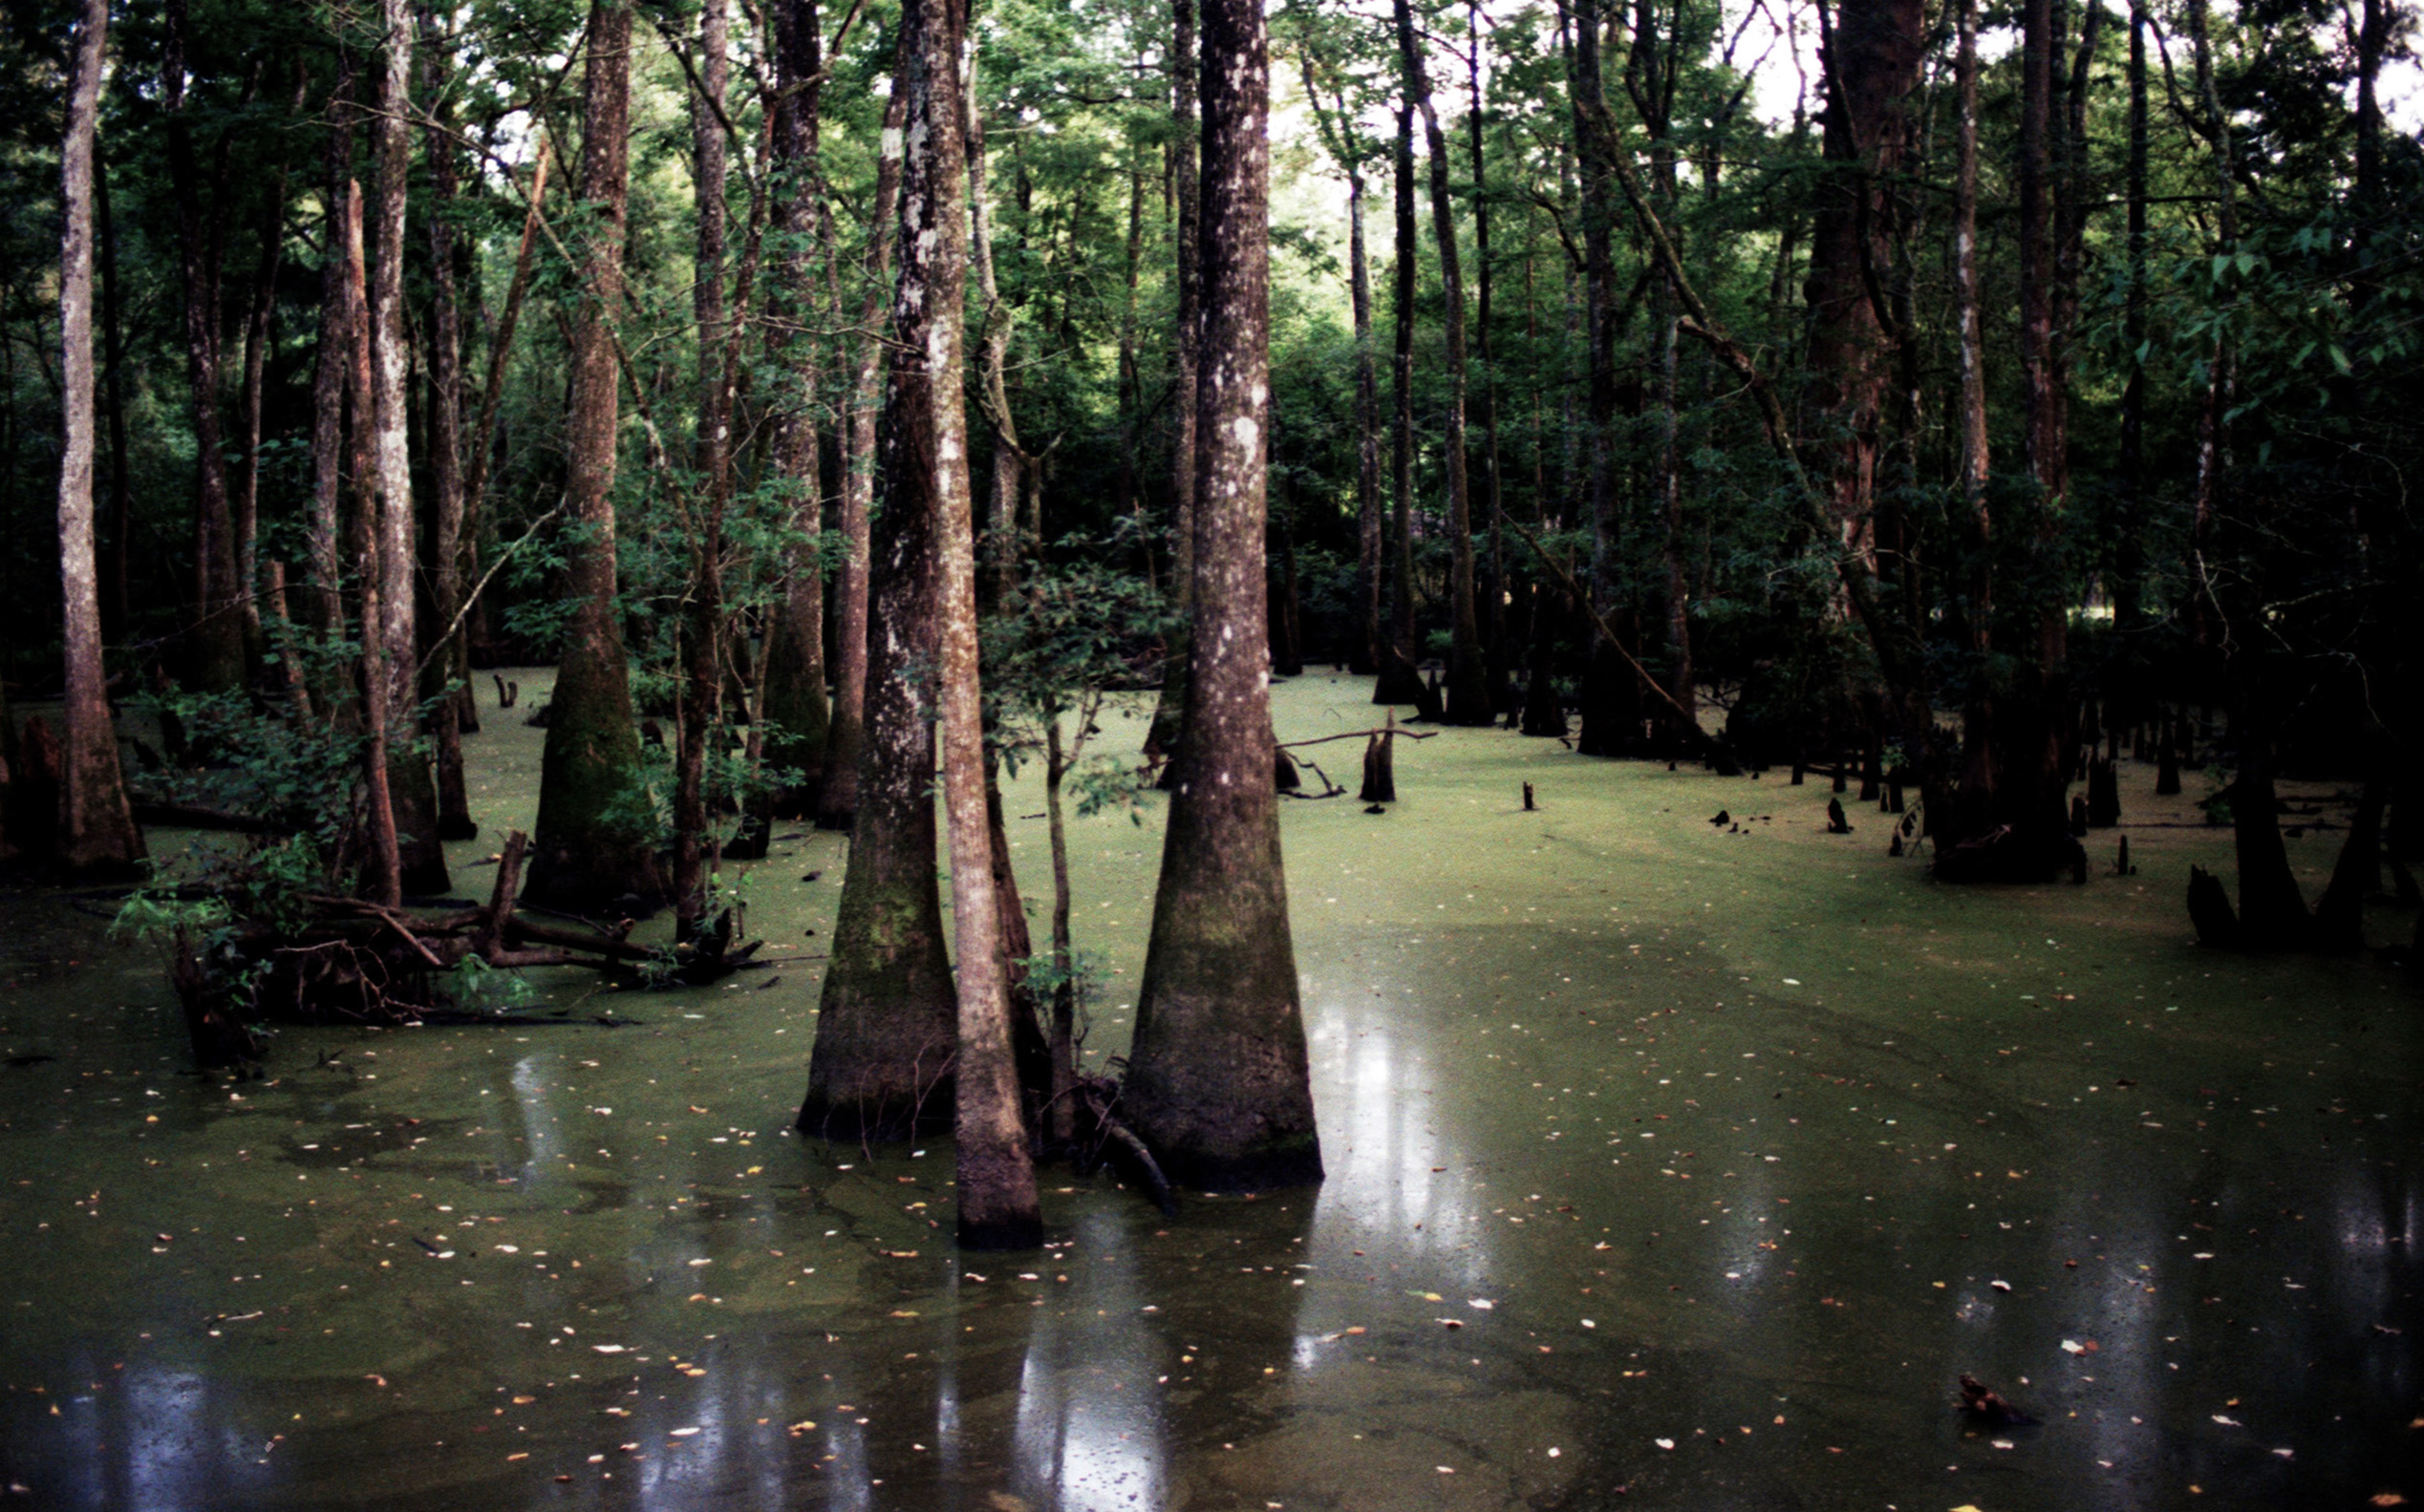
[{"left": 5, "top": 676, "right": 2422, "bottom": 1508}]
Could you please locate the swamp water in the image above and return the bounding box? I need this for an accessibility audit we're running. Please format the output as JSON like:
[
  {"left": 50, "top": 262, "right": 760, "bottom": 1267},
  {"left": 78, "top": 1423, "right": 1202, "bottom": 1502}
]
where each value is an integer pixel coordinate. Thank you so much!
[{"left": 0, "top": 671, "right": 2417, "bottom": 1511}]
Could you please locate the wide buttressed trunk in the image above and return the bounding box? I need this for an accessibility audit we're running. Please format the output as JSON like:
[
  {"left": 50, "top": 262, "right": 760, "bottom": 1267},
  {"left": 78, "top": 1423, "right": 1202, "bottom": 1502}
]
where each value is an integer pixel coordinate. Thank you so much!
[
  {"left": 525, "top": 0, "right": 665, "bottom": 915},
  {"left": 1125, "top": 0, "right": 1321, "bottom": 1194},
  {"left": 799, "top": 416, "right": 957, "bottom": 1139},
  {"left": 55, "top": 0, "right": 144, "bottom": 879}
]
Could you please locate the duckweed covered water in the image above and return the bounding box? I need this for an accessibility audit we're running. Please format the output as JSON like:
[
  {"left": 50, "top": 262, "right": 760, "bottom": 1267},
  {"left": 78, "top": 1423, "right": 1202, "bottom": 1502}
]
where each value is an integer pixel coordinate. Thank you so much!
[{"left": 1, "top": 671, "right": 2416, "bottom": 1509}]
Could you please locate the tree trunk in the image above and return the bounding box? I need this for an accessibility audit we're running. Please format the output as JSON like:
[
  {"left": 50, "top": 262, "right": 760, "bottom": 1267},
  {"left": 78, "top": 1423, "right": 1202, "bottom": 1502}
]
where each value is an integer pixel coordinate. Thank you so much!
[
  {"left": 878, "top": 0, "right": 1040, "bottom": 1247},
  {"left": 968, "top": 77, "right": 1031, "bottom": 612},
  {"left": 1468, "top": 10, "right": 1511, "bottom": 713},
  {"left": 1147, "top": 0, "right": 1201, "bottom": 756},
  {"left": 1377, "top": 98, "right": 1425, "bottom": 707},
  {"left": 345, "top": 185, "right": 403, "bottom": 907},
  {"left": 1044, "top": 718, "right": 1078, "bottom": 1145},
  {"left": 1991, "top": 0, "right": 2073, "bottom": 874},
  {"left": 308, "top": 57, "right": 355, "bottom": 652},
  {"left": 816, "top": 84, "right": 906, "bottom": 834},
  {"left": 1804, "top": 0, "right": 1920, "bottom": 576},
  {"left": 1952, "top": 0, "right": 1997, "bottom": 839},
  {"left": 2356, "top": 0, "right": 2386, "bottom": 207},
  {"left": 1304, "top": 53, "right": 1381, "bottom": 677},
  {"left": 1398, "top": 0, "right": 1488, "bottom": 725},
  {"left": 1566, "top": 0, "right": 1630, "bottom": 756},
  {"left": 801, "top": 71, "right": 954, "bottom": 1143},
  {"left": 54, "top": 0, "right": 144, "bottom": 879},
  {"left": 762, "top": 0, "right": 833, "bottom": 823},
  {"left": 1349, "top": 167, "right": 1383, "bottom": 677},
  {"left": 675, "top": 0, "right": 737, "bottom": 932},
  {"left": 1126, "top": 0, "right": 1321, "bottom": 1193},
  {"left": 162, "top": 0, "right": 247, "bottom": 694},
  {"left": 525, "top": 0, "right": 664, "bottom": 915},
  {"left": 369, "top": 0, "right": 447, "bottom": 896},
  {"left": 2114, "top": 0, "right": 2148, "bottom": 635},
  {"left": 96, "top": 145, "right": 131, "bottom": 644},
  {"left": 459, "top": 146, "right": 551, "bottom": 689},
  {"left": 420, "top": 8, "right": 478, "bottom": 844},
  {"left": 233, "top": 176, "right": 285, "bottom": 662}
]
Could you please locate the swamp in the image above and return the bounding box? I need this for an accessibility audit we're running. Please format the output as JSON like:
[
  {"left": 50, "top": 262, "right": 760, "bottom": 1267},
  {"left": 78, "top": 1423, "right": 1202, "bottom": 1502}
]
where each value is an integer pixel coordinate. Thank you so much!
[
  {"left": 2, "top": 671, "right": 2419, "bottom": 1509},
  {"left": 3, "top": 0, "right": 2422, "bottom": 1501}
]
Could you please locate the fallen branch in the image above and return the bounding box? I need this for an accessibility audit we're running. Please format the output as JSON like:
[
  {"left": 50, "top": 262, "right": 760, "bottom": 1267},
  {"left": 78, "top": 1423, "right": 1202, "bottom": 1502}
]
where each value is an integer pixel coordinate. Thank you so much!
[{"left": 1276, "top": 726, "right": 1439, "bottom": 750}]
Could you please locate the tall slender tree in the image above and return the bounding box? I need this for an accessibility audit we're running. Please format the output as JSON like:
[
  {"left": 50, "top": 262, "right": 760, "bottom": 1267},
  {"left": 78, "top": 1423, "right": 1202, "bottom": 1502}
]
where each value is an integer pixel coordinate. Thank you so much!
[
  {"left": 1396, "top": 0, "right": 1489, "bottom": 725},
  {"left": 761, "top": 0, "right": 834, "bottom": 820},
  {"left": 1126, "top": 0, "right": 1321, "bottom": 1192},
  {"left": 1376, "top": 97, "right": 1425, "bottom": 707},
  {"left": 884, "top": 0, "right": 1044, "bottom": 1246},
  {"left": 370, "top": 0, "right": 448, "bottom": 895},
  {"left": 1147, "top": 0, "right": 1202, "bottom": 756},
  {"left": 1299, "top": 53, "right": 1383, "bottom": 679},
  {"left": 673, "top": 0, "right": 737, "bottom": 933},
  {"left": 817, "top": 82, "right": 907, "bottom": 834},
  {"left": 55, "top": 0, "right": 144, "bottom": 878},
  {"left": 162, "top": 0, "right": 247, "bottom": 694},
  {"left": 524, "top": 0, "right": 664, "bottom": 914},
  {"left": 419, "top": 6, "right": 478, "bottom": 844}
]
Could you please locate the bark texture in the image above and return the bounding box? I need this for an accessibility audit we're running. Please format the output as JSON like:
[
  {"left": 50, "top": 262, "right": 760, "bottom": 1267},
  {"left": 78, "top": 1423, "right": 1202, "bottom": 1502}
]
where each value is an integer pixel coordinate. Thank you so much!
[
  {"left": 1148, "top": 0, "right": 1202, "bottom": 756},
  {"left": 889, "top": 0, "right": 1042, "bottom": 1246},
  {"left": 55, "top": 0, "right": 145, "bottom": 878},
  {"left": 800, "top": 70, "right": 955, "bottom": 1140},
  {"left": 370, "top": 0, "right": 448, "bottom": 895},
  {"left": 761, "top": 0, "right": 832, "bottom": 820},
  {"left": 1126, "top": 0, "right": 1322, "bottom": 1193},
  {"left": 1396, "top": 0, "right": 1489, "bottom": 725},
  {"left": 816, "top": 84, "right": 907, "bottom": 833},
  {"left": 525, "top": 0, "right": 665, "bottom": 915}
]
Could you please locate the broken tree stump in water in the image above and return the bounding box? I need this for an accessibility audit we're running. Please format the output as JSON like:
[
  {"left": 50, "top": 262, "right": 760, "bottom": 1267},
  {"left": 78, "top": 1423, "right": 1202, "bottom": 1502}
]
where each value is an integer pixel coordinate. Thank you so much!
[
  {"left": 1360, "top": 726, "right": 1396, "bottom": 803},
  {"left": 2188, "top": 863, "right": 2241, "bottom": 948}
]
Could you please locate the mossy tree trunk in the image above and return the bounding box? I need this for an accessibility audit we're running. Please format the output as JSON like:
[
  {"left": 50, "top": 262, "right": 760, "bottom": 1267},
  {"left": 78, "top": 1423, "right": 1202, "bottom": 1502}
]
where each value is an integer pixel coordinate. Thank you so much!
[
  {"left": 800, "top": 68, "right": 955, "bottom": 1139},
  {"left": 54, "top": 0, "right": 144, "bottom": 880},
  {"left": 525, "top": 0, "right": 664, "bottom": 916},
  {"left": 1126, "top": 0, "right": 1322, "bottom": 1194}
]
